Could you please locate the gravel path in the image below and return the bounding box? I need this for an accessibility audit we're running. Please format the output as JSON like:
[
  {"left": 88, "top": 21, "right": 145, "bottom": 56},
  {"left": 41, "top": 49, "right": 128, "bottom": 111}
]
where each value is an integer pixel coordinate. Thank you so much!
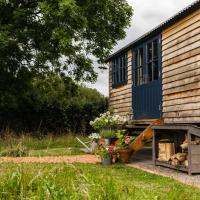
[
  {"left": 0, "top": 155, "right": 99, "bottom": 164},
  {"left": 128, "top": 147, "right": 200, "bottom": 189}
]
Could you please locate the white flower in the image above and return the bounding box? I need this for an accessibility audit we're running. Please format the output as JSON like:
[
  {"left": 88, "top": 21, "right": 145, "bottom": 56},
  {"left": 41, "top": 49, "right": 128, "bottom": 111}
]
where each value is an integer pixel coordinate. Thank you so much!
[{"left": 88, "top": 133, "right": 100, "bottom": 139}]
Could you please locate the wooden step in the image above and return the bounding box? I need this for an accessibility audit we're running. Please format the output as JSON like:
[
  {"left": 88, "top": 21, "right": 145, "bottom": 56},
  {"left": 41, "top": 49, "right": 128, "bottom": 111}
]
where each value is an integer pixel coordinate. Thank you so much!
[
  {"left": 129, "top": 119, "right": 163, "bottom": 153},
  {"left": 125, "top": 125, "right": 147, "bottom": 129},
  {"left": 127, "top": 119, "right": 159, "bottom": 125}
]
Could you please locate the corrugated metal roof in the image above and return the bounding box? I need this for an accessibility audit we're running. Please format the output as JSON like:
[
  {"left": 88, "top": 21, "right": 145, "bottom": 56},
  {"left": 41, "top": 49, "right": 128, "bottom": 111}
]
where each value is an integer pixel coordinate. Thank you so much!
[{"left": 105, "top": 0, "right": 200, "bottom": 62}]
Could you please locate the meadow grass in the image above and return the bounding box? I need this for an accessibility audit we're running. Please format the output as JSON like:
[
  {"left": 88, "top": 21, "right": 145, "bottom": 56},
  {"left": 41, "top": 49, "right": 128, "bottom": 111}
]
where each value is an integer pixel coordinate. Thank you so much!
[
  {"left": 0, "top": 163, "right": 199, "bottom": 200},
  {"left": 28, "top": 147, "right": 84, "bottom": 156},
  {"left": 0, "top": 132, "right": 88, "bottom": 156}
]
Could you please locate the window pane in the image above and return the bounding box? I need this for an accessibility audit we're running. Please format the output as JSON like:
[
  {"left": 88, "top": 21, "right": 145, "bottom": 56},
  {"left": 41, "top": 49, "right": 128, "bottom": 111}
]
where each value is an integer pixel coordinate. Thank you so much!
[
  {"left": 120, "top": 56, "right": 123, "bottom": 82},
  {"left": 134, "top": 51, "right": 138, "bottom": 86},
  {"left": 123, "top": 54, "right": 126, "bottom": 81},
  {"left": 112, "top": 53, "right": 128, "bottom": 87},
  {"left": 112, "top": 60, "right": 115, "bottom": 83},
  {"left": 153, "top": 60, "right": 159, "bottom": 80},
  {"left": 135, "top": 69, "right": 138, "bottom": 86},
  {"left": 139, "top": 48, "right": 143, "bottom": 67},
  {"left": 147, "top": 43, "right": 152, "bottom": 63},
  {"left": 153, "top": 40, "right": 158, "bottom": 60},
  {"left": 148, "top": 63, "right": 152, "bottom": 82},
  {"left": 116, "top": 58, "right": 119, "bottom": 83},
  {"left": 139, "top": 67, "right": 143, "bottom": 85},
  {"left": 139, "top": 48, "right": 143, "bottom": 85},
  {"left": 135, "top": 51, "right": 138, "bottom": 68},
  {"left": 137, "top": 68, "right": 140, "bottom": 86}
]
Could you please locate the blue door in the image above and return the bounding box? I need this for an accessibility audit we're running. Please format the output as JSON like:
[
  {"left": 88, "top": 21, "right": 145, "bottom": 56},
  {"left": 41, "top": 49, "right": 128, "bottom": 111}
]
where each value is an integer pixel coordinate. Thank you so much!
[{"left": 132, "top": 36, "right": 162, "bottom": 119}]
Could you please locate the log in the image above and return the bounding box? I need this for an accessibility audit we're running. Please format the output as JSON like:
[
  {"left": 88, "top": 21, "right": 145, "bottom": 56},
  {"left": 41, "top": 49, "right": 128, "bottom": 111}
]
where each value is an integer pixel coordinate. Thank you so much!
[
  {"left": 195, "top": 137, "right": 200, "bottom": 145},
  {"left": 171, "top": 158, "right": 181, "bottom": 166},
  {"left": 176, "top": 153, "right": 187, "bottom": 162},
  {"left": 184, "top": 160, "right": 189, "bottom": 167},
  {"left": 180, "top": 143, "right": 188, "bottom": 150},
  {"left": 170, "top": 153, "right": 187, "bottom": 162}
]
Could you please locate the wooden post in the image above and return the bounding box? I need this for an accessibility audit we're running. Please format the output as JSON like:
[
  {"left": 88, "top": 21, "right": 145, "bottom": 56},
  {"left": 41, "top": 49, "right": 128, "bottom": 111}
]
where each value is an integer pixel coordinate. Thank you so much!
[
  {"left": 187, "top": 131, "right": 192, "bottom": 176},
  {"left": 152, "top": 129, "right": 156, "bottom": 166}
]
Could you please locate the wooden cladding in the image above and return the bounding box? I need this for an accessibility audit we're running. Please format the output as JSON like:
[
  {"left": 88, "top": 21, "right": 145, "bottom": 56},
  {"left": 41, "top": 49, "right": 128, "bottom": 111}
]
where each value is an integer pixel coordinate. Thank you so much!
[
  {"left": 162, "top": 10, "right": 200, "bottom": 124},
  {"left": 109, "top": 50, "right": 132, "bottom": 117}
]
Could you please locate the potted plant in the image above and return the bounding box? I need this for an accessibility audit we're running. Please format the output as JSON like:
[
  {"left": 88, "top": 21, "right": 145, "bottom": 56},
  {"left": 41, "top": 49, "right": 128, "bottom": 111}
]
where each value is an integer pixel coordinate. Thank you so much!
[
  {"left": 99, "top": 129, "right": 116, "bottom": 145},
  {"left": 90, "top": 111, "right": 121, "bottom": 145},
  {"left": 115, "top": 130, "right": 135, "bottom": 163},
  {"left": 90, "top": 111, "right": 121, "bottom": 130},
  {"left": 96, "top": 144, "right": 117, "bottom": 165}
]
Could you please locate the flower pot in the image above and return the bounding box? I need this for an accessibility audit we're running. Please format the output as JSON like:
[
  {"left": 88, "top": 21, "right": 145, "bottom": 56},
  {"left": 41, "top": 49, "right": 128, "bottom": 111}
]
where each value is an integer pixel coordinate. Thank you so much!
[
  {"left": 110, "top": 137, "right": 118, "bottom": 145},
  {"left": 103, "top": 138, "right": 118, "bottom": 145},
  {"left": 101, "top": 156, "right": 112, "bottom": 165},
  {"left": 118, "top": 149, "right": 131, "bottom": 163},
  {"left": 104, "top": 138, "right": 111, "bottom": 145}
]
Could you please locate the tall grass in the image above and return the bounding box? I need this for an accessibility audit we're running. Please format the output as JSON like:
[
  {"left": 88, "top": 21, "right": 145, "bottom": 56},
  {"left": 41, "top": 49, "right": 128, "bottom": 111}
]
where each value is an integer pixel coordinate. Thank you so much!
[
  {"left": 0, "top": 130, "right": 88, "bottom": 156},
  {"left": 0, "top": 163, "right": 199, "bottom": 200}
]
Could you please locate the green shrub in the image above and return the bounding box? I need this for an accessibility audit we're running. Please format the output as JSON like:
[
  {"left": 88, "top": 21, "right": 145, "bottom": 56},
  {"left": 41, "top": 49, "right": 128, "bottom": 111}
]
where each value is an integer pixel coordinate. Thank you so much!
[{"left": 0, "top": 75, "right": 108, "bottom": 134}]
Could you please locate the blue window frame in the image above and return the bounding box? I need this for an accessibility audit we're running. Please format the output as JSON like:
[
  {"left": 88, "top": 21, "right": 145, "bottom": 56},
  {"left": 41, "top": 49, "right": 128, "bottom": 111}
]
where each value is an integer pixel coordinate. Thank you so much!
[
  {"left": 133, "top": 35, "right": 161, "bottom": 87},
  {"left": 134, "top": 47, "right": 144, "bottom": 86},
  {"left": 112, "top": 52, "right": 128, "bottom": 88}
]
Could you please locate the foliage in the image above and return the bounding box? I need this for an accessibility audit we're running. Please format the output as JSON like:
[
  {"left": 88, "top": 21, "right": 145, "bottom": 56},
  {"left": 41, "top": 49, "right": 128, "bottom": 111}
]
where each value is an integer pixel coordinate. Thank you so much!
[
  {"left": 99, "top": 129, "right": 116, "bottom": 138},
  {"left": 0, "top": 132, "right": 88, "bottom": 156},
  {"left": 0, "top": 0, "right": 131, "bottom": 133},
  {"left": 96, "top": 145, "right": 116, "bottom": 159},
  {"left": 66, "top": 85, "right": 108, "bottom": 133},
  {"left": 90, "top": 111, "right": 120, "bottom": 130},
  {"left": 0, "top": 75, "right": 108, "bottom": 133},
  {"left": 115, "top": 130, "right": 134, "bottom": 149},
  {"left": 0, "top": 142, "right": 28, "bottom": 157},
  {"left": 0, "top": 0, "right": 132, "bottom": 82},
  {"left": 0, "top": 163, "right": 199, "bottom": 199}
]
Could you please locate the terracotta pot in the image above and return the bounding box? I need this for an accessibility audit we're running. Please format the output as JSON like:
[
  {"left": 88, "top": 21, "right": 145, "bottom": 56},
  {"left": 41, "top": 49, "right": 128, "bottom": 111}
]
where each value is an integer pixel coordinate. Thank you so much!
[{"left": 118, "top": 149, "right": 131, "bottom": 163}]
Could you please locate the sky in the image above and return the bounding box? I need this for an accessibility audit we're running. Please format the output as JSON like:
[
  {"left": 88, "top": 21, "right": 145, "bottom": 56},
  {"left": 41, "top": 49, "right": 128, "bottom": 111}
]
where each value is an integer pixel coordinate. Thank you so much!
[{"left": 87, "top": 0, "right": 196, "bottom": 96}]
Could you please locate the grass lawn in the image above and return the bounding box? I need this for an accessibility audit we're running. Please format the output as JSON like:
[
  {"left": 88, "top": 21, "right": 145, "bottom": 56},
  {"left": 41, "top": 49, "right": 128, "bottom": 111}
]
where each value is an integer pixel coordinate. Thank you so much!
[
  {"left": 0, "top": 134, "right": 88, "bottom": 157},
  {"left": 28, "top": 147, "right": 84, "bottom": 156},
  {"left": 0, "top": 163, "right": 199, "bottom": 200}
]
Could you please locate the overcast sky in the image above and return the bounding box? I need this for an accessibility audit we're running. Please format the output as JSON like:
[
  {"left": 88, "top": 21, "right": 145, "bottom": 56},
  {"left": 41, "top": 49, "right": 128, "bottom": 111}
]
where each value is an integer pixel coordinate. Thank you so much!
[{"left": 87, "top": 0, "right": 196, "bottom": 96}]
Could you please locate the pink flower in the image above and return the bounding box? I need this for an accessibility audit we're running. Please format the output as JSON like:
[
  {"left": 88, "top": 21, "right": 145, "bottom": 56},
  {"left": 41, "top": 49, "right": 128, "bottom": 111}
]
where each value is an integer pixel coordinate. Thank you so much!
[
  {"left": 108, "top": 145, "right": 116, "bottom": 153},
  {"left": 125, "top": 137, "right": 131, "bottom": 144}
]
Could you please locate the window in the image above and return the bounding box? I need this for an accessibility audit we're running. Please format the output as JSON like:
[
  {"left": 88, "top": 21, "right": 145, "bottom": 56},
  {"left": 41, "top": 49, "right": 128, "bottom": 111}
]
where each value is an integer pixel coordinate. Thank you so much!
[
  {"left": 133, "top": 37, "right": 160, "bottom": 86},
  {"left": 134, "top": 48, "right": 144, "bottom": 86},
  {"left": 112, "top": 53, "right": 128, "bottom": 87},
  {"left": 147, "top": 39, "right": 159, "bottom": 82}
]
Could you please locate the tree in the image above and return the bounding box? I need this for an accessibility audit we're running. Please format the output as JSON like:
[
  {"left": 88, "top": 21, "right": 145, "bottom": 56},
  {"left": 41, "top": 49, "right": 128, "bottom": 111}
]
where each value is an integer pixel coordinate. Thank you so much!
[
  {"left": 0, "top": 73, "right": 108, "bottom": 133},
  {"left": 0, "top": 0, "right": 133, "bottom": 82},
  {"left": 0, "top": 0, "right": 132, "bottom": 133}
]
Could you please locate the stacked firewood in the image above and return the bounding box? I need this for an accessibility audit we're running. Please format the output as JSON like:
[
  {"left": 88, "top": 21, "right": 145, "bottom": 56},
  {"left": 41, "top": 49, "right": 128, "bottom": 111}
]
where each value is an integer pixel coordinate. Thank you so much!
[
  {"left": 170, "top": 153, "right": 188, "bottom": 167},
  {"left": 170, "top": 136, "right": 200, "bottom": 167}
]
